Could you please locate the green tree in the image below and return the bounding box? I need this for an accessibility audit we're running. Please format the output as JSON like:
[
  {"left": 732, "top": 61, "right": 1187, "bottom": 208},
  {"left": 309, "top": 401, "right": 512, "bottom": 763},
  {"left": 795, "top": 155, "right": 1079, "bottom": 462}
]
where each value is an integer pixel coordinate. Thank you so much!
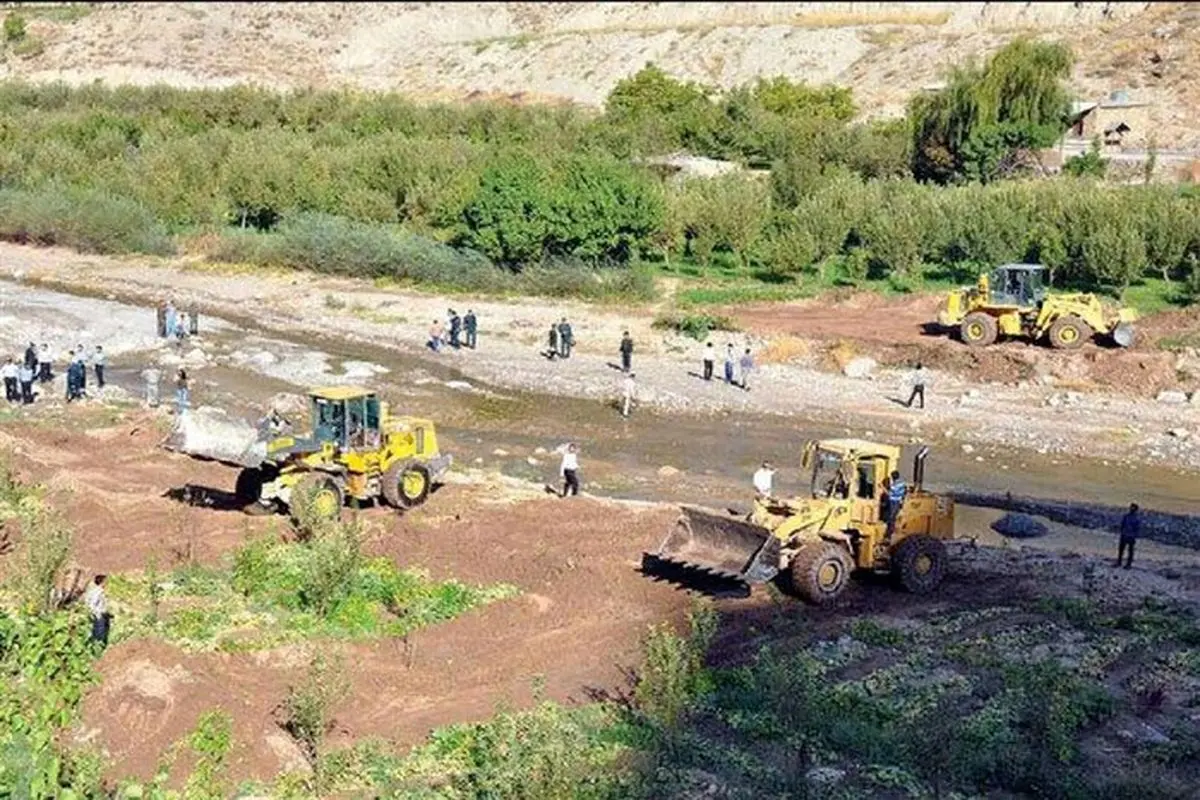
[
  {"left": 456, "top": 155, "right": 549, "bottom": 267},
  {"left": 1062, "top": 138, "right": 1107, "bottom": 178},
  {"left": 909, "top": 38, "right": 1072, "bottom": 183}
]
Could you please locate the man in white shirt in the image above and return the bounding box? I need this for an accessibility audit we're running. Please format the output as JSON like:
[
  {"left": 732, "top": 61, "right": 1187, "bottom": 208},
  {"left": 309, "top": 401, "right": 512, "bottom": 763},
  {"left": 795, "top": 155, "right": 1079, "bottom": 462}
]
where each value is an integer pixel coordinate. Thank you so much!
[
  {"left": 558, "top": 442, "right": 580, "bottom": 498},
  {"left": 37, "top": 343, "right": 51, "bottom": 383},
  {"left": 1, "top": 357, "right": 18, "bottom": 402},
  {"left": 622, "top": 373, "right": 636, "bottom": 418},
  {"left": 753, "top": 461, "right": 776, "bottom": 499},
  {"left": 17, "top": 362, "right": 34, "bottom": 404},
  {"left": 85, "top": 574, "right": 110, "bottom": 648},
  {"left": 93, "top": 346, "right": 107, "bottom": 389},
  {"left": 906, "top": 362, "right": 929, "bottom": 409}
]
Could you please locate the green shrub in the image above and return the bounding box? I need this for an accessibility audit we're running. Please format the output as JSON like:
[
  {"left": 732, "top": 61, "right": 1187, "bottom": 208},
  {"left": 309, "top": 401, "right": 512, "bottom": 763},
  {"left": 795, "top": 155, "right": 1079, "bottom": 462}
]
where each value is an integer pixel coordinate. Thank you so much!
[
  {"left": 651, "top": 312, "right": 740, "bottom": 341},
  {"left": 3, "top": 13, "right": 26, "bottom": 42},
  {"left": 0, "top": 186, "right": 174, "bottom": 256},
  {"left": 284, "top": 649, "right": 349, "bottom": 770},
  {"left": 634, "top": 602, "right": 717, "bottom": 730}
]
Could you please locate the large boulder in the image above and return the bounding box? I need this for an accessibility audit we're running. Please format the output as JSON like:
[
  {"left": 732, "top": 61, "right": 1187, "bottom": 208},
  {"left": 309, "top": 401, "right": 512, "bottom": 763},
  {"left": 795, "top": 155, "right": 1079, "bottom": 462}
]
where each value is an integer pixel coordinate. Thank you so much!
[{"left": 991, "top": 513, "right": 1049, "bottom": 539}]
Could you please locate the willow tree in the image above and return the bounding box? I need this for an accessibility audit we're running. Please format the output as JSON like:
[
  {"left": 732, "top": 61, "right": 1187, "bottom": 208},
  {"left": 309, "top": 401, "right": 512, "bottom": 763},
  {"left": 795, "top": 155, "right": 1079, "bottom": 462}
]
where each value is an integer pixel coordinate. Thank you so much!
[{"left": 909, "top": 39, "right": 1073, "bottom": 184}]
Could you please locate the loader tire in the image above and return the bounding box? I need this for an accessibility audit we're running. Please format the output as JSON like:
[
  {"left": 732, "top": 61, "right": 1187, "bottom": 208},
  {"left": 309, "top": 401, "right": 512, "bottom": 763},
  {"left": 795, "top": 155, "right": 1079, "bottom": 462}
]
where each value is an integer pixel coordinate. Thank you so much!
[
  {"left": 290, "top": 474, "right": 343, "bottom": 527},
  {"left": 382, "top": 461, "right": 431, "bottom": 509},
  {"left": 235, "top": 467, "right": 263, "bottom": 505},
  {"left": 790, "top": 542, "right": 853, "bottom": 604},
  {"left": 960, "top": 313, "right": 998, "bottom": 347},
  {"left": 892, "top": 535, "right": 947, "bottom": 595},
  {"left": 1048, "top": 315, "right": 1092, "bottom": 350}
]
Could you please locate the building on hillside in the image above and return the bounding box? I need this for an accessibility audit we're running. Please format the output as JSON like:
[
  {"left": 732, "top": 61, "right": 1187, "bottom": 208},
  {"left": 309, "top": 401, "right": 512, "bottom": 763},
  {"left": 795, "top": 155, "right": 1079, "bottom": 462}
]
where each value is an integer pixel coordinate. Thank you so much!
[{"left": 1063, "top": 90, "right": 1152, "bottom": 151}]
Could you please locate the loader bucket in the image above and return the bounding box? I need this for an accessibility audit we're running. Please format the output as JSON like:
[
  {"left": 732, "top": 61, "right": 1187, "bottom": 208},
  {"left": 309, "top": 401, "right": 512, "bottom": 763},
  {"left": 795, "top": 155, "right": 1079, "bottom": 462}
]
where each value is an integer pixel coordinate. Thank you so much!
[
  {"left": 1112, "top": 322, "right": 1135, "bottom": 348},
  {"left": 645, "top": 506, "right": 781, "bottom": 584},
  {"left": 161, "top": 408, "right": 267, "bottom": 469}
]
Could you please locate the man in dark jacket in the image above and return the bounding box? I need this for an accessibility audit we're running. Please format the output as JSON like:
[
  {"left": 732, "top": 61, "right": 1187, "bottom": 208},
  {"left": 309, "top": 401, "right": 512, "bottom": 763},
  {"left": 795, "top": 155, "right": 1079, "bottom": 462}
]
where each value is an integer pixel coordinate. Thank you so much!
[
  {"left": 619, "top": 331, "right": 634, "bottom": 372},
  {"left": 464, "top": 310, "right": 478, "bottom": 349},
  {"left": 558, "top": 318, "right": 573, "bottom": 359},
  {"left": 1116, "top": 503, "right": 1141, "bottom": 569},
  {"left": 23, "top": 343, "right": 37, "bottom": 372},
  {"left": 448, "top": 309, "right": 462, "bottom": 349},
  {"left": 547, "top": 323, "right": 558, "bottom": 360}
]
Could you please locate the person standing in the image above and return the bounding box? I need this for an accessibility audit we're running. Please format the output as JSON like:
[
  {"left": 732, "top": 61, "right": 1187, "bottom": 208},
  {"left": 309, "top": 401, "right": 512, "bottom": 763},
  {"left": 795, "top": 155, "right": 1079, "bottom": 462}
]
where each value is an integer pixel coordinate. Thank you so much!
[
  {"left": 85, "top": 574, "right": 110, "bottom": 649},
  {"left": 142, "top": 367, "right": 161, "bottom": 407},
  {"left": 464, "top": 310, "right": 478, "bottom": 349},
  {"left": 558, "top": 318, "right": 573, "bottom": 359},
  {"left": 18, "top": 360, "right": 34, "bottom": 405},
  {"left": 621, "top": 372, "right": 636, "bottom": 418},
  {"left": 188, "top": 304, "right": 200, "bottom": 336},
  {"left": 93, "top": 346, "right": 106, "bottom": 389},
  {"left": 753, "top": 461, "right": 776, "bottom": 498},
  {"left": 1116, "top": 503, "right": 1141, "bottom": 569},
  {"left": 428, "top": 319, "right": 445, "bottom": 352},
  {"left": 557, "top": 443, "right": 581, "bottom": 498},
  {"left": 739, "top": 348, "right": 755, "bottom": 391},
  {"left": 724, "top": 342, "right": 736, "bottom": 384},
  {"left": 906, "top": 362, "right": 928, "bottom": 409},
  {"left": 175, "top": 368, "right": 190, "bottom": 414},
  {"left": 702, "top": 342, "right": 715, "bottom": 381},
  {"left": 885, "top": 470, "right": 907, "bottom": 537},
  {"left": 165, "top": 302, "right": 177, "bottom": 340},
  {"left": 37, "top": 343, "right": 51, "bottom": 383},
  {"left": 65, "top": 352, "right": 82, "bottom": 402},
  {"left": 74, "top": 346, "right": 87, "bottom": 394},
  {"left": 619, "top": 331, "right": 634, "bottom": 373},
  {"left": 156, "top": 300, "right": 168, "bottom": 338},
  {"left": 547, "top": 323, "right": 559, "bottom": 360},
  {"left": 23, "top": 342, "right": 37, "bottom": 373},
  {"left": 1, "top": 357, "right": 18, "bottom": 403},
  {"left": 448, "top": 309, "right": 462, "bottom": 349}
]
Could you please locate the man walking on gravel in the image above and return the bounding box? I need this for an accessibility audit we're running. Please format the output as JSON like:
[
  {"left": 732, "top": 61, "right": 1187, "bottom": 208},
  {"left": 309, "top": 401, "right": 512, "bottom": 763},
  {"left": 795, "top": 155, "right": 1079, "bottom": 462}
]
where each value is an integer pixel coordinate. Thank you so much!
[
  {"left": 621, "top": 372, "right": 636, "bottom": 418},
  {"left": 906, "top": 362, "right": 928, "bottom": 409},
  {"left": 702, "top": 342, "right": 715, "bottom": 381},
  {"left": 448, "top": 309, "right": 462, "bottom": 349},
  {"left": 619, "top": 331, "right": 634, "bottom": 373},
  {"left": 739, "top": 347, "right": 755, "bottom": 391},
  {"left": 724, "top": 342, "right": 736, "bottom": 384},
  {"left": 558, "top": 442, "right": 581, "bottom": 498},
  {"left": 1116, "top": 503, "right": 1141, "bottom": 569},
  {"left": 547, "top": 322, "right": 559, "bottom": 360},
  {"left": 464, "top": 310, "right": 478, "bottom": 349}
]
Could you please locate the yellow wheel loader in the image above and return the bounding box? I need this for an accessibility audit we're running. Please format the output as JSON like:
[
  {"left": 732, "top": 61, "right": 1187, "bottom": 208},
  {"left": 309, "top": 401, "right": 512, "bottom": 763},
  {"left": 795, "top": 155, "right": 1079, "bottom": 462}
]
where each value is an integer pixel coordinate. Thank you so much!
[
  {"left": 937, "top": 263, "right": 1137, "bottom": 350},
  {"left": 164, "top": 386, "right": 451, "bottom": 524},
  {"left": 645, "top": 439, "right": 955, "bottom": 604}
]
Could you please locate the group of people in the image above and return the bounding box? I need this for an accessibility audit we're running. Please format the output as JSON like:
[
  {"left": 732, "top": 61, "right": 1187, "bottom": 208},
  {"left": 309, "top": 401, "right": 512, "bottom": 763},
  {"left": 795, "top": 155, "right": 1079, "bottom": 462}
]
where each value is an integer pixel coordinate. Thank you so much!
[
  {"left": 700, "top": 341, "right": 756, "bottom": 390},
  {"left": 547, "top": 318, "right": 575, "bottom": 360},
  {"left": 1, "top": 343, "right": 106, "bottom": 405},
  {"left": 428, "top": 309, "right": 478, "bottom": 352},
  {"left": 156, "top": 300, "right": 199, "bottom": 341}
]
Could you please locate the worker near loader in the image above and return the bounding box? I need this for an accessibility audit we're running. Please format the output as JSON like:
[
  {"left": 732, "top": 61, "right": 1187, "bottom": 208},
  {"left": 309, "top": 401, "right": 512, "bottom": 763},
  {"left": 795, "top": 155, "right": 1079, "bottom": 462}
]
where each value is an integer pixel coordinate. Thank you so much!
[
  {"left": 1116, "top": 503, "right": 1141, "bottom": 569},
  {"left": 18, "top": 361, "right": 34, "bottom": 405},
  {"left": 885, "top": 470, "right": 907, "bottom": 536},
  {"left": 753, "top": 461, "right": 775, "bottom": 498},
  {"left": 464, "top": 310, "right": 478, "bottom": 349},
  {"left": 906, "top": 363, "right": 928, "bottom": 409},
  {"left": 559, "top": 443, "right": 580, "bottom": 497},
  {"left": 619, "top": 331, "right": 634, "bottom": 372}
]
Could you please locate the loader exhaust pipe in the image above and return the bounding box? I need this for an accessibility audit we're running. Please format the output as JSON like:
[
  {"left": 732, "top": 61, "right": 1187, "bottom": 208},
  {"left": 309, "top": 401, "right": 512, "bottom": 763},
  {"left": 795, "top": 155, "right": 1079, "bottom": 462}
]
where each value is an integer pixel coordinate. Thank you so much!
[{"left": 913, "top": 446, "right": 929, "bottom": 492}]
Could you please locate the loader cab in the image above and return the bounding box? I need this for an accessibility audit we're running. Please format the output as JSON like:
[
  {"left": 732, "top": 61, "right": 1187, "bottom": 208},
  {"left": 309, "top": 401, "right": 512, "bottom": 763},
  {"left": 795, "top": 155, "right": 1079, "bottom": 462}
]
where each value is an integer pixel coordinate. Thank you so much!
[
  {"left": 309, "top": 387, "right": 383, "bottom": 451},
  {"left": 989, "top": 264, "right": 1046, "bottom": 309},
  {"left": 803, "top": 439, "right": 902, "bottom": 525}
]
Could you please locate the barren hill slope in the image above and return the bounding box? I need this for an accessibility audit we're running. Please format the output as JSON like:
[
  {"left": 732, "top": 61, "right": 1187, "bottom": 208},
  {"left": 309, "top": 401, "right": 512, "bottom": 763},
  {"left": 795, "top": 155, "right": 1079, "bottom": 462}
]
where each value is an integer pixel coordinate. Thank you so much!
[{"left": 0, "top": 2, "right": 1198, "bottom": 147}]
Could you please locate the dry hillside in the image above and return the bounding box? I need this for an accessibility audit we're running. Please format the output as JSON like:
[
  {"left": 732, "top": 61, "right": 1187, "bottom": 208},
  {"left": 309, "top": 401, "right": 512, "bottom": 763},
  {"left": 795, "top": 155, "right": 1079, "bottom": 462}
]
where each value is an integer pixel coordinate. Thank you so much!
[{"left": 0, "top": 2, "right": 1198, "bottom": 147}]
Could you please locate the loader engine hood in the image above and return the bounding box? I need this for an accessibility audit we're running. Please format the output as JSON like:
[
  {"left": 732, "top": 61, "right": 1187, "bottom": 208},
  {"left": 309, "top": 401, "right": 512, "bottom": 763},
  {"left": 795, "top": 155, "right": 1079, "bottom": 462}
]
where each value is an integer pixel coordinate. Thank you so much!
[
  {"left": 260, "top": 435, "right": 324, "bottom": 465},
  {"left": 750, "top": 496, "right": 836, "bottom": 540}
]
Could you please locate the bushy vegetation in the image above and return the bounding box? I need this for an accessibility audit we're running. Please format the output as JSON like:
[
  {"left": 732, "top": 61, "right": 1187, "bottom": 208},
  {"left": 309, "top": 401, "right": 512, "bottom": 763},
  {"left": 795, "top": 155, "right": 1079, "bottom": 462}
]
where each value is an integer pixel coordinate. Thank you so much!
[{"left": 2, "top": 39, "right": 1191, "bottom": 304}]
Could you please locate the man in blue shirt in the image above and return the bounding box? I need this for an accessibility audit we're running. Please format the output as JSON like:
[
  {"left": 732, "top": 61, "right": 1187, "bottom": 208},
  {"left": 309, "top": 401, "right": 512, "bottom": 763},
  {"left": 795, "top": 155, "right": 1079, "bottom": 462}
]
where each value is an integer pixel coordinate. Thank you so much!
[
  {"left": 886, "top": 470, "right": 907, "bottom": 537},
  {"left": 1116, "top": 503, "right": 1140, "bottom": 569}
]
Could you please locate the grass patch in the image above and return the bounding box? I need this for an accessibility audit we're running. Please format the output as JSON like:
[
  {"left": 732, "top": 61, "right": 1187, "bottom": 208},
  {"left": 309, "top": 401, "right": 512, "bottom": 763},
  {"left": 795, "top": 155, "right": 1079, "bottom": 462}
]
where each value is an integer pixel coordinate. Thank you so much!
[
  {"left": 0, "top": 185, "right": 174, "bottom": 256},
  {"left": 106, "top": 534, "right": 518, "bottom": 651},
  {"left": 6, "top": 4, "right": 92, "bottom": 23}
]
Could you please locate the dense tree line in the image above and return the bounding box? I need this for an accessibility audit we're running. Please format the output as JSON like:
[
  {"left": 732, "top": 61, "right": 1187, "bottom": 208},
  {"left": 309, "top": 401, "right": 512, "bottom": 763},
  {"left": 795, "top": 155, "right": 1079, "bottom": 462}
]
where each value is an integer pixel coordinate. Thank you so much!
[{"left": 0, "top": 40, "right": 1197, "bottom": 300}]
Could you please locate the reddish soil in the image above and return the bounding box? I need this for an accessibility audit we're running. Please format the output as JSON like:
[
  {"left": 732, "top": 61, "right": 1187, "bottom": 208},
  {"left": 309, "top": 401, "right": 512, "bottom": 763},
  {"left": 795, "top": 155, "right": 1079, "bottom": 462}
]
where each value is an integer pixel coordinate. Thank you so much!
[
  {"left": 730, "top": 293, "right": 1192, "bottom": 396},
  {"left": 0, "top": 412, "right": 690, "bottom": 785}
]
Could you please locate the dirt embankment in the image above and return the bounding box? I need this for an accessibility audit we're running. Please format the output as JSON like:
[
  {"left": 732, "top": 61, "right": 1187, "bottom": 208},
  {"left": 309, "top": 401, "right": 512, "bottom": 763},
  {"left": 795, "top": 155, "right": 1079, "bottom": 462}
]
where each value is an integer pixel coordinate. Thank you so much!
[{"left": 1, "top": 3, "right": 1196, "bottom": 148}]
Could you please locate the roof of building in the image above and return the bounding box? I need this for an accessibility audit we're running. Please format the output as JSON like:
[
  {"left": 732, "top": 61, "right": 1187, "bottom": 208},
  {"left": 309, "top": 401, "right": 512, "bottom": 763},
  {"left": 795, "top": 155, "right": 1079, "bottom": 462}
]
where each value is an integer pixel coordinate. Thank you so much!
[{"left": 1070, "top": 100, "right": 1099, "bottom": 117}]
